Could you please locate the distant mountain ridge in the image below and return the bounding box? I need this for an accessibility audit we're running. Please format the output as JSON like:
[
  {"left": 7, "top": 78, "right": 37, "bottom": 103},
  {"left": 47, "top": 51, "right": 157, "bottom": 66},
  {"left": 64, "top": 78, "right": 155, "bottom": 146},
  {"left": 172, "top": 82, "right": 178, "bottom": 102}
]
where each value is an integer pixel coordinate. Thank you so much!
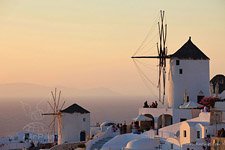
[{"left": 0, "top": 83, "right": 123, "bottom": 98}]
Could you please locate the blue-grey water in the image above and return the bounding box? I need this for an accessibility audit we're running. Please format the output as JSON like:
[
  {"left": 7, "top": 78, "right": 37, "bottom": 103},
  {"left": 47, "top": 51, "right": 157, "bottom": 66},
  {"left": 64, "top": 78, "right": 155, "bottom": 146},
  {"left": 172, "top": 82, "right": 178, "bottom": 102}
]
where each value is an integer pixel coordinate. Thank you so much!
[{"left": 0, "top": 96, "right": 145, "bottom": 136}]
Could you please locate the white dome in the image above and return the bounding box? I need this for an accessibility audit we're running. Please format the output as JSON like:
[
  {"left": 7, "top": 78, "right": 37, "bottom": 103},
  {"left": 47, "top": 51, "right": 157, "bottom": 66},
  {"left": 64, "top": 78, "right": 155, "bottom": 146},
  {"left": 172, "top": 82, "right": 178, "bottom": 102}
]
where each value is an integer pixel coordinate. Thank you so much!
[
  {"left": 101, "top": 133, "right": 146, "bottom": 150},
  {"left": 100, "top": 121, "right": 115, "bottom": 127},
  {"left": 100, "top": 121, "right": 115, "bottom": 132},
  {"left": 125, "top": 138, "right": 159, "bottom": 150}
]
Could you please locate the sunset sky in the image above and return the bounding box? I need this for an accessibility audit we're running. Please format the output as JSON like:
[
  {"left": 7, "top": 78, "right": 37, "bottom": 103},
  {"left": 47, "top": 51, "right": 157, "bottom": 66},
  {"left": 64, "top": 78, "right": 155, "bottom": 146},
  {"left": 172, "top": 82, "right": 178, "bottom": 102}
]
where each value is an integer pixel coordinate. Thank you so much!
[{"left": 0, "top": 0, "right": 225, "bottom": 97}]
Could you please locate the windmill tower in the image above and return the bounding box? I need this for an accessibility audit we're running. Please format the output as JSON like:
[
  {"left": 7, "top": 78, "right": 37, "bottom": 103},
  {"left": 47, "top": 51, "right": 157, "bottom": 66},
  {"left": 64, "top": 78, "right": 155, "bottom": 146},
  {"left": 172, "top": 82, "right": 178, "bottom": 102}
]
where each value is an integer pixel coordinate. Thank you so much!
[
  {"left": 132, "top": 11, "right": 210, "bottom": 109},
  {"left": 167, "top": 37, "right": 210, "bottom": 108},
  {"left": 132, "top": 10, "right": 169, "bottom": 104},
  {"left": 42, "top": 88, "right": 65, "bottom": 144},
  {"left": 134, "top": 11, "right": 211, "bottom": 130}
]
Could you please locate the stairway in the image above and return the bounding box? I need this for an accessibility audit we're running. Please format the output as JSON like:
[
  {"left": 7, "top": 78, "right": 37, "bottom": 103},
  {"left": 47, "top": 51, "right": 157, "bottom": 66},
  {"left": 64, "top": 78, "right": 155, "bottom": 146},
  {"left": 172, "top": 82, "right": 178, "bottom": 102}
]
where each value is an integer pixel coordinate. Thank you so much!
[{"left": 90, "top": 137, "right": 113, "bottom": 150}]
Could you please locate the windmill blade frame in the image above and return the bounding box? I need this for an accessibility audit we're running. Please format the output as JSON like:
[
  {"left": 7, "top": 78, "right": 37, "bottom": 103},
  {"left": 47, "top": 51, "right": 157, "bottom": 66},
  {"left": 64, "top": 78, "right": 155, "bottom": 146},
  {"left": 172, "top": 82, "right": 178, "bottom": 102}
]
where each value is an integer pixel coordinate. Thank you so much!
[
  {"left": 132, "top": 10, "right": 169, "bottom": 104},
  {"left": 42, "top": 88, "right": 65, "bottom": 144}
]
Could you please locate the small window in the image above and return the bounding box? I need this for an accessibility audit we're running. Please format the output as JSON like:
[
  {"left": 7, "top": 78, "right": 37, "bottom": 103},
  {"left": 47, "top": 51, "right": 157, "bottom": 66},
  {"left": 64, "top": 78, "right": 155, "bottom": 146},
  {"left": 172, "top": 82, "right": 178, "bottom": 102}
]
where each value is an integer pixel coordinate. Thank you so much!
[
  {"left": 206, "top": 129, "right": 207, "bottom": 133},
  {"left": 171, "top": 144, "right": 173, "bottom": 149},
  {"left": 197, "top": 131, "right": 200, "bottom": 138},
  {"left": 176, "top": 60, "right": 180, "bottom": 65},
  {"left": 179, "top": 69, "right": 183, "bottom": 74},
  {"left": 83, "top": 118, "right": 86, "bottom": 122},
  {"left": 184, "top": 130, "right": 187, "bottom": 137}
]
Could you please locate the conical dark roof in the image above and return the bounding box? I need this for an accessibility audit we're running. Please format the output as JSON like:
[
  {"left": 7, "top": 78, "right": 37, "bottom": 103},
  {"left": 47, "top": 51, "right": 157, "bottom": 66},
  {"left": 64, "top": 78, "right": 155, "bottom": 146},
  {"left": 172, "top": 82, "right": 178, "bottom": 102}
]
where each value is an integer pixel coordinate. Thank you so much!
[
  {"left": 170, "top": 37, "right": 209, "bottom": 60},
  {"left": 61, "top": 103, "right": 90, "bottom": 114}
]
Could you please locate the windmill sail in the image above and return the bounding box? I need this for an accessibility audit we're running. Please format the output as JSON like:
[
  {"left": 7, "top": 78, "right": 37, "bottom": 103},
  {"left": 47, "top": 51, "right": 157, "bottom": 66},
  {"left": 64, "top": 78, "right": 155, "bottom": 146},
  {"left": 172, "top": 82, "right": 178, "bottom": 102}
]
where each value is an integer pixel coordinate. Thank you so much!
[
  {"left": 132, "top": 10, "right": 169, "bottom": 104},
  {"left": 42, "top": 88, "right": 65, "bottom": 144}
]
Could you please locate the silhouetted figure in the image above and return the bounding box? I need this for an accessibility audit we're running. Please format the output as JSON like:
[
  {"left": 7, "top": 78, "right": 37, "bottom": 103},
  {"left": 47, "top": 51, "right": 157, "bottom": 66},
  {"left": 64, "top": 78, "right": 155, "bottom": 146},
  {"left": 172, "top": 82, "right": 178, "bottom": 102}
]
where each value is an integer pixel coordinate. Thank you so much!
[
  {"left": 155, "top": 101, "right": 158, "bottom": 108},
  {"left": 219, "top": 128, "right": 225, "bottom": 137},
  {"left": 143, "top": 101, "right": 149, "bottom": 108},
  {"left": 151, "top": 102, "right": 156, "bottom": 108},
  {"left": 133, "top": 121, "right": 140, "bottom": 134},
  {"left": 116, "top": 123, "right": 120, "bottom": 129},
  {"left": 129, "top": 122, "right": 133, "bottom": 133},
  {"left": 119, "top": 123, "right": 122, "bottom": 134},
  {"left": 112, "top": 124, "right": 117, "bottom": 132},
  {"left": 149, "top": 101, "right": 158, "bottom": 108},
  {"left": 122, "top": 122, "right": 127, "bottom": 134}
]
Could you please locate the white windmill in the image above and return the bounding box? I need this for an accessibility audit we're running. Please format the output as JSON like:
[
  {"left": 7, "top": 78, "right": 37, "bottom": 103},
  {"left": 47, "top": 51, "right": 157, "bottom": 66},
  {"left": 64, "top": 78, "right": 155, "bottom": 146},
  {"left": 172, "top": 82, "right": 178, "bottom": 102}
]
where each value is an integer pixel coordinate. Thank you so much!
[
  {"left": 132, "top": 10, "right": 210, "bottom": 108},
  {"left": 42, "top": 88, "right": 65, "bottom": 144}
]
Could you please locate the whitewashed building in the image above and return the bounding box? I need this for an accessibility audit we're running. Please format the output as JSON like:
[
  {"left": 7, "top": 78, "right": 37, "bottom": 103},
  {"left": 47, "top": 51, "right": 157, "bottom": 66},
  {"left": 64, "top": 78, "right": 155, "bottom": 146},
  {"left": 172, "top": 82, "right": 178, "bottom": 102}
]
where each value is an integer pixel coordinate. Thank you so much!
[
  {"left": 139, "top": 37, "right": 210, "bottom": 130},
  {"left": 168, "top": 37, "right": 210, "bottom": 108},
  {"left": 98, "top": 38, "right": 225, "bottom": 150},
  {"left": 60, "top": 103, "right": 90, "bottom": 144},
  {"left": 101, "top": 108, "right": 225, "bottom": 150}
]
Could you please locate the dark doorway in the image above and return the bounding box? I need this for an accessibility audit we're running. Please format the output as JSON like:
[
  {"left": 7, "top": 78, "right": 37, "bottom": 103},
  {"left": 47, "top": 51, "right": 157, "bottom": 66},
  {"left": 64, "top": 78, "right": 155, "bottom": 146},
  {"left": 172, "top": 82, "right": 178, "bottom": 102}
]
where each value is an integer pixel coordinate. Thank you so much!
[
  {"left": 24, "top": 133, "right": 29, "bottom": 141},
  {"left": 80, "top": 131, "right": 86, "bottom": 141},
  {"left": 54, "top": 134, "right": 58, "bottom": 142}
]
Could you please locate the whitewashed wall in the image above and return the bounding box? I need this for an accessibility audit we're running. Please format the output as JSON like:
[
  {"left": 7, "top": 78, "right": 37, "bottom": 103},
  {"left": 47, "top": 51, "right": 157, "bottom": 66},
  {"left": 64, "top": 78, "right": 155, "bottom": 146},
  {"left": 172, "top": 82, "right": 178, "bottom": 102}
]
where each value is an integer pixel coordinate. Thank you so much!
[
  {"left": 168, "top": 59, "right": 210, "bottom": 108},
  {"left": 162, "top": 138, "right": 181, "bottom": 150},
  {"left": 61, "top": 112, "right": 90, "bottom": 143},
  {"left": 139, "top": 108, "right": 200, "bottom": 129}
]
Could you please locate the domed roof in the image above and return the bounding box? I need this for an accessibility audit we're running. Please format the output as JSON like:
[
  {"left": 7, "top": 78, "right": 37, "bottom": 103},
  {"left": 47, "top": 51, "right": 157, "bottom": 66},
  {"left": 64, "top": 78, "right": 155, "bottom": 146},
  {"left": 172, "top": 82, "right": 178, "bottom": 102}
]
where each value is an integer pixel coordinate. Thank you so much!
[
  {"left": 102, "top": 133, "right": 146, "bottom": 150},
  {"left": 125, "top": 138, "right": 159, "bottom": 150},
  {"left": 210, "top": 74, "right": 225, "bottom": 94},
  {"left": 100, "top": 121, "right": 115, "bottom": 127}
]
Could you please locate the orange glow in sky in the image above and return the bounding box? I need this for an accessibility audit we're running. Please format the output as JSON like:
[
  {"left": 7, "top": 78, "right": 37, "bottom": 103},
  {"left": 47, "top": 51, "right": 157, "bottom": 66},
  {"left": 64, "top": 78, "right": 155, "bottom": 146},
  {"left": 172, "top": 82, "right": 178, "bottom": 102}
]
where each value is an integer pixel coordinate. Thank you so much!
[{"left": 0, "top": 0, "right": 225, "bottom": 96}]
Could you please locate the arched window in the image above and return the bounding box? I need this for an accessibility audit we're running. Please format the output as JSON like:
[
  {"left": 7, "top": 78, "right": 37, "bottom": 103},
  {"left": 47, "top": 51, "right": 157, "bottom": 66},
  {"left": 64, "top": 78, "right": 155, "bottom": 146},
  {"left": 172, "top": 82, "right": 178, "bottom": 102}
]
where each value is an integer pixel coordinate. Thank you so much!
[
  {"left": 141, "top": 114, "right": 154, "bottom": 130},
  {"left": 158, "top": 114, "right": 173, "bottom": 128}
]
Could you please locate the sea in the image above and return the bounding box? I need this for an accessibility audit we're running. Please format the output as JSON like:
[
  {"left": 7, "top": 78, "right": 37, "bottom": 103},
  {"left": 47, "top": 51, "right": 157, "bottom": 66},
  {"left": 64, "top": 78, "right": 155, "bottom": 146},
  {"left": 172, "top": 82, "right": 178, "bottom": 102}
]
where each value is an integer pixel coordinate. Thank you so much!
[{"left": 0, "top": 96, "right": 147, "bottom": 136}]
